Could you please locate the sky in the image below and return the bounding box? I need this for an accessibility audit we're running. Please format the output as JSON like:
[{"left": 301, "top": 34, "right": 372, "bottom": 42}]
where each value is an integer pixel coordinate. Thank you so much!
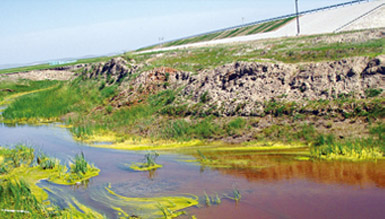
[{"left": 0, "top": 0, "right": 350, "bottom": 68}]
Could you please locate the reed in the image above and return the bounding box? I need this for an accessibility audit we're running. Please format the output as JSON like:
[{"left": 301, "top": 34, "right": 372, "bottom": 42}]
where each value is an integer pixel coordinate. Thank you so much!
[{"left": 72, "top": 152, "right": 88, "bottom": 175}]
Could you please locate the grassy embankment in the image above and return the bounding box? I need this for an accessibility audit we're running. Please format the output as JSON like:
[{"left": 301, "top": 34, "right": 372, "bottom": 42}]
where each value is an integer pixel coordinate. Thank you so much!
[
  {"left": 138, "top": 17, "right": 295, "bottom": 51},
  {"left": 135, "top": 35, "right": 385, "bottom": 74},
  {"left": 0, "top": 145, "right": 102, "bottom": 218},
  {"left": 0, "top": 78, "right": 117, "bottom": 124},
  {"left": 1, "top": 30, "right": 384, "bottom": 160}
]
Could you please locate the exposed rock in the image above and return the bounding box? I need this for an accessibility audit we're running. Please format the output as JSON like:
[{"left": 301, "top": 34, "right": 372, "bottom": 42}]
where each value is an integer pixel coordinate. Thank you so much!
[
  {"left": 111, "top": 67, "right": 191, "bottom": 107},
  {"left": 175, "top": 56, "right": 384, "bottom": 116},
  {"left": 96, "top": 55, "right": 385, "bottom": 116},
  {"left": 82, "top": 57, "right": 133, "bottom": 84}
]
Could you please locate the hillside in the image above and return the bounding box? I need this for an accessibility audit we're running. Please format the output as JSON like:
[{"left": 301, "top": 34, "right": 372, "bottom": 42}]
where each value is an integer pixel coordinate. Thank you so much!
[
  {"left": 1, "top": 2, "right": 385, "bottom": 219},
  {"left": 1, "top": 28, "right": 384, "bottom": 150}
]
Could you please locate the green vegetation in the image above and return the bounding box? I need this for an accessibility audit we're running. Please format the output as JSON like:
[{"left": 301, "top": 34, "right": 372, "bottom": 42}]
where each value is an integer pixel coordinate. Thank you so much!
[
  {"left": 202, "top": 192, "right": 222, "bottom": 206},
  {"left": 224, "top": 187, "right": 241, "bottom": 202},
  {"left": 0, "top": 179, "right": 45, "bottom": 218},
  {"left": 256, "top": 123, "right": 317, "bottom": 143},
  {"left": 129, "top": 152, "right": 163, "bottom": 171},
  {"left": 72, "top": 152, "right": 88, "bottom": 174},
  {"left": 133, "top": 34, "right": 384, "bottom": 73},
  {"left": 1, "top": 29, "right": 384, "bottom": 163},
  {"left": 160, "top": 117, "right": 220, "bottom": 141},
  {"left": 226, "top": 118, "right": 246, "bottom": 135},
  {"left": 2, "top": 79, "right": 118, "bottom": 122},
  {"left": 0, "top": 80, "right": 58, "bottom": 104},
  {"left": 0, "top": 179, "right": 105, "bottom": 218},
  {"left": 0, "top": 56, "right": 116, "bottom": 75},
  {"left": 365, "top": 88, "right": 383, "bottom": 98},
  {"left": 310, "top": 123, "right": 385, "bottom": 160},
  {"left": 264, "top": 37, "right": 385, "bottom": 63},
  {"left": 36, "top": 152, "right": 57, "bottom": 170},
  {"left": 0, "top": 146, "right": 103, "bottom": 218}
]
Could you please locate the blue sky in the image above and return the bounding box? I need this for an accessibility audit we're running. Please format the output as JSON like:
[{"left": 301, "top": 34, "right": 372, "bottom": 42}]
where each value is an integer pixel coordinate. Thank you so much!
[{"left": 0, "top": 0, "right": 349, "bottom": 67}]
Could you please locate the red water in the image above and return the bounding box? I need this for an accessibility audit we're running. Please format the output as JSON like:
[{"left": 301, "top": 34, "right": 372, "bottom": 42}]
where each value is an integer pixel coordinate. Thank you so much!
[{"left": 1, "top": 123, "right": 385, "bottom": 218}]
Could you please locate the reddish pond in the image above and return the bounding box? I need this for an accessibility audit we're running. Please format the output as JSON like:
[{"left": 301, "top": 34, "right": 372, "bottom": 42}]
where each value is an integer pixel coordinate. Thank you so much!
[{"left": 1, "top": 123, "right": 385, "bottom": 218}]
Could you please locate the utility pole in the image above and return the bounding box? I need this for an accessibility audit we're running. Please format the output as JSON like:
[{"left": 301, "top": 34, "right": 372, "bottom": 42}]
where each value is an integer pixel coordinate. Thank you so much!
[{"left": 295, "top": 0, "right": 300, "bottom": 35}]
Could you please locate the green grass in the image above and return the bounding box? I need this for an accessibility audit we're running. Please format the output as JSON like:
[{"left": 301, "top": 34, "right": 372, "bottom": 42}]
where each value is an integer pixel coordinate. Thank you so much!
[
  {"left": 0, "top": 146, "right": 103, "bottom": 218},
  {"left": 226, "top": 118, "right": 246, "bottom": 135},
  {"left": 36, "top": 153, "right": 57, "bottom": 170},
  {"left": 133, "top": 31, "right": 385, "bottom": 74},
  {"left": 0, "top": 145, "right": 34, "bottom": 171},
  {"left": 0, "top": 179, "right": 46, "bottom": 218},
  {"left": 0, "top": 56, "right": 117, "bottom": 75},
  {"left": 2, "top": 79, "right": 118, "bottom": 121},
  {"left": 256, "top": 123, "right": 318, "bottom": 143},
  {"left": 310, "top": 123, "right": 385, "bottom": 160},
  {"left": 72, "top": 152, "right": 89, "bottom": 175},
  {"left": 0, "top": 80, "right": 59, "bottom": 103},
  {"left": 265, "top": 37, "right": 385, "bottom": 63},
  {"left": 160, "top": 117, "right": 220, "bottom": 141}
]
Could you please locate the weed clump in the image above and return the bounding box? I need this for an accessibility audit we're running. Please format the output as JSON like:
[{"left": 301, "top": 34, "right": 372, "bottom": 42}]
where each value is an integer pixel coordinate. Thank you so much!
[
  {"left": 310, "top": 123, "right": 385, "bottom": 160},
  {"left": 129, "top": 152, "right": 162, "bottom": 171},
  {"left": 72, "top": 152, "right": 88, "bottom": 175},
  {"left": 37, "top": 152, "right": 57, "bottom": 170}
]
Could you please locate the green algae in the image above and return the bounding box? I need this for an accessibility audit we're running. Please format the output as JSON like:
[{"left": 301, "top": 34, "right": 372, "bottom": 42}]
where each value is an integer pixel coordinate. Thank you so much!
[
  {"left": 106, "top": 186, "right": 198, "bottom": 218},
  {"left": 129, "top": 163, "right": 163, "bottom": 171},
  {"left": 295, "top": 156, "right": 311, "bottom": 161},
  {"left": 48, "top": 164, "right": 100, "bottom": 186},
  {"left": 76, "top": 128, "right": 308, "bottom": 153},
  {"left": 91, "top": 183, "right": 199, "bottom": 219},
  {"left": 128, "top": 152, "right": 163, "bottom": 172},
  {"left": 0, "top": 146, "right": 103, "bottom": 218},
  {"left": 62, "top": 198, "right": 105, "bottom": 219}
]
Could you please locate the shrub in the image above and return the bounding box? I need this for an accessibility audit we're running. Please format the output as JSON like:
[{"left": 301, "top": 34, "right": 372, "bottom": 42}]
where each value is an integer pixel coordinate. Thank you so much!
[
  {"left": 200, "top": 91, "right": 210, "bottom": 103},
  {"left": 365, "top": 88, "right": 383, "bottom": 98}
]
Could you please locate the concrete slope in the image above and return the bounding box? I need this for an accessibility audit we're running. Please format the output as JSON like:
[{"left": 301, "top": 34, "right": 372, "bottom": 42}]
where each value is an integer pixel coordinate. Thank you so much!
[
  {"left": 278, "top": 0, "right": 384, "bottom": 35},
  {"left": 340, "top": 4, "right": 385, "bottom": 31},
  {"left": 138, "top": 0, "right": 385, "bottom": 54}
]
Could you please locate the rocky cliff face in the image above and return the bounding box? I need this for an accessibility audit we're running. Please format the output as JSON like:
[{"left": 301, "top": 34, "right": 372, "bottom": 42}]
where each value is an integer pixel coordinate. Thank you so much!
[
  {"left": 89, "top": 55, "right": 385, "bottom": 116},
  {"left": 178, "top": 55, "right": 385, "bottom": 115},
  {"left": 82, "top": 57, "right": 135, "bottom": 84}
]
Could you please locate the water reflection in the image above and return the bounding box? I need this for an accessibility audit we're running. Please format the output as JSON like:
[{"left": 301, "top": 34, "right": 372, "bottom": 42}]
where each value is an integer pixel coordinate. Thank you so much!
[{"left": 216, "top": 159, "right": 385, "bottom": 188}]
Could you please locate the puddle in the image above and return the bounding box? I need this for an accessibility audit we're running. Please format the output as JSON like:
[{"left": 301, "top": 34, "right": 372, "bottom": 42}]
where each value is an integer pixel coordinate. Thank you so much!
[{"left": 1, "top": 123, "right": 385, "bottom": 218}]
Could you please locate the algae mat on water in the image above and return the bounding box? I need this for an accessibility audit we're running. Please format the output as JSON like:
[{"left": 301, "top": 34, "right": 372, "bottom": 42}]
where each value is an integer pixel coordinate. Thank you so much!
[
  {"left": 0, "top": 146, "right": 104, "bottom": 218},
  {"left": 90, "top": 183, "right": 199, "bottom": 218}
]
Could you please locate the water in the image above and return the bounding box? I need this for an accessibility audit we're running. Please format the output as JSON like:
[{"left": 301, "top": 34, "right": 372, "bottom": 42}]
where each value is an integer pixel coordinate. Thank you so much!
[{"left": 1, "top": 122, "right": 385, "bottom": 218}]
